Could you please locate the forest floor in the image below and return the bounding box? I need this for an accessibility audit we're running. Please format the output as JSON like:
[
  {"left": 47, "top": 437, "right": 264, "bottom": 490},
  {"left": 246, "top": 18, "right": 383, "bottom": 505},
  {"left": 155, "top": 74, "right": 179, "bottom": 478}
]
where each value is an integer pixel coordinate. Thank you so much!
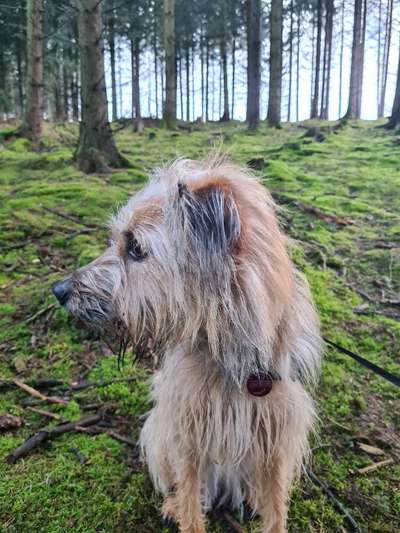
[{"left": 0, "top": 120, "right": 399, "bottom": 533}]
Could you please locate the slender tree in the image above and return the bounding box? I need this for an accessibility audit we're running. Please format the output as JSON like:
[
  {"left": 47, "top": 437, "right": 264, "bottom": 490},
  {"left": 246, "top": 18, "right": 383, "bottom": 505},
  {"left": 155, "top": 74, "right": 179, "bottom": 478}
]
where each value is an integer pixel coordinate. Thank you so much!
[
  {"left": 22, "top": 0, "right": 43, "bottom": 142},
  {"left": 164, "top": 0, "right": 176, "bottom": 128},
  {"left": 378, "top": 0, "right": 393, "bottom": 117},
  {"left": 287, "top": 0, "right": 294, "bottom": 122},
  {"left": 385, "top": 35, "right": 400, "bottom": 129},
  {"left": 345, "top": 0, "right": 367, "bottom": 119},
  {"left": 310, "top": 0, "right": 322, "bottom": 119},
  {"left": 107, "top": 0, "right": 118, "bottom": 122},
  {"left": 246, "top": 0, "right": 261, "bottom": 129},
  {"left": 267, "top": 0, "right": 283, "bottom": 127},
  {"left": 74, "top": 0, "right": 125, "bottom": 172}
]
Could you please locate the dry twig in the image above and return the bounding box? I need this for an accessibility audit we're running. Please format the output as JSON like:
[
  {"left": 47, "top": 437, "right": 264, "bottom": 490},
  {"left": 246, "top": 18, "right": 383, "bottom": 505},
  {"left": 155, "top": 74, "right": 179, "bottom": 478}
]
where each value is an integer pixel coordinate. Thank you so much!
[
  {"left": 13, "top": 379, "right": 68, "bottom": 406},
  {"left": 5, "top": 414, "right": 101, "bottom": 464}
]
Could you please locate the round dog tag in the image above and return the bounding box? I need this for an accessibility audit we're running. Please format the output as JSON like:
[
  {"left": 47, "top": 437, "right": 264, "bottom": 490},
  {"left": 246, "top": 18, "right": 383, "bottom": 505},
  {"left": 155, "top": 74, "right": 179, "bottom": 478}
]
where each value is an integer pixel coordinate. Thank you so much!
[{"left": 246, "top": 373, "right": 273, "bottom": 396}]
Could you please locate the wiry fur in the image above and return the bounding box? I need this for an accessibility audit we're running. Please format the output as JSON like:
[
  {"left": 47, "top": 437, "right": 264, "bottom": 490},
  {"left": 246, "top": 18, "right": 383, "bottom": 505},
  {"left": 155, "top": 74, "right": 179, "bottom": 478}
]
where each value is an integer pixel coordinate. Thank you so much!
[{"left": 58, "top": 156, "right": 322, "bottom": 533}]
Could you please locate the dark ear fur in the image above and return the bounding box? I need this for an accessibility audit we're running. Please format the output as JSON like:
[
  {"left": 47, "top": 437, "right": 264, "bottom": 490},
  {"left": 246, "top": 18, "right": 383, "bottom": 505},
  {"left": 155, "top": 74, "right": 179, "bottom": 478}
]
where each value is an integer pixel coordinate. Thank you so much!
[{"left": 179, "top": 182, "right": 241, "bottom": 254}]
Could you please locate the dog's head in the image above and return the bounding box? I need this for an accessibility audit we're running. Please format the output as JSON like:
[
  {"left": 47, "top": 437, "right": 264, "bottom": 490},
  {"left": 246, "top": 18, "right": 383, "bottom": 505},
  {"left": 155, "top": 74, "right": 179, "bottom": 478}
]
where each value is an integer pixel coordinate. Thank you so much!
[{"left": 53, "top": 157, "right": 299, "bottom": 382}]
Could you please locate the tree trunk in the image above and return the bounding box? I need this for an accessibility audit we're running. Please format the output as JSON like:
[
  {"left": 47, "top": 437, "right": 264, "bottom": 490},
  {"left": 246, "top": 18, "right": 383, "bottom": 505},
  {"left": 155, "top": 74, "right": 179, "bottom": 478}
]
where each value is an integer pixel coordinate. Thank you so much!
[
  {"left": 287, "top": 0, "right": 294, "bottom": 122},
  {"left": 267, "top": 0, "right": 283, "bottom": 127},
  {"left": 338, "top": 0, "right": 345, "bottom": 118},
  {"left": 22, "top": 0, "right": 43, "bottom": 142},
  {"left": 16, "top": 38, "right": 25, "bottom": 116},
  {"left": 205, "top": 42, "right": 209, "bottom": 121},
  {"left": 130, "top": 38, "right": 135, "bottom": 119},
  {"left": 220, "top": 42, "right": 229, "bottom": 121},
  {"left": 0, "top": 48, "right": 6, "bottom": 121},
  {"left": 296, "top": 6, "right": 300, "bottom": 122},
  {"left": 191, "top": 45, "right": 195, "bottom": 120},
  {"left": 134, "top": 38, "right": 141, "bottom": 118},
  {"left": 310, "top": 1, "right": 322, "bottom": 119},
  {"left": 163, "top": 0, "right": 176, "bottom": 128},
  {"left": 377, "top": 0, "right": 382, "bottom": 116},
  {"left": 107, "top": 0, "right": 118, "bottom": 122},
  {"left": 185, "top": 43, "right": 190, "bottom": 121},
  {"left": 178, "top": 49, "right": 183, "bottom": 119},
  {"left": 345, "top": 0, "right": 367, "bottom": 119},
  {"left": 231, "top": 37, "right": 236, "bottom": 119},
  {"left": 200, "top": 26, "right": 204, "bottom": 120},
  {"left": 246, "top": 0, "right": 261, "bottom": 129},
  {"left": 74, "top": 0, "right": 125, "bottom": 173},
  {"left": 378, "top": 0, "right": 393, "bottom": 118},
  {"left": 153, "top": 33, "right": 159, "bottom": 118},
  {"left": 321, "top": 0, "right": 333, "bottom": 120},
  {"left": 385, "top": 36, "right": 400, "bottom": 129}
]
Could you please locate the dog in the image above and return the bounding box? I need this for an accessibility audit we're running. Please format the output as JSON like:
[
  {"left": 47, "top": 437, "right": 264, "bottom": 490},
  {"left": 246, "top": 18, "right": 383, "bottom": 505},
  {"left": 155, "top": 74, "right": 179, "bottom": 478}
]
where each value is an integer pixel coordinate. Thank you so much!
[{"left": 53, "top": 156, "right": 321, "bottom": 533}]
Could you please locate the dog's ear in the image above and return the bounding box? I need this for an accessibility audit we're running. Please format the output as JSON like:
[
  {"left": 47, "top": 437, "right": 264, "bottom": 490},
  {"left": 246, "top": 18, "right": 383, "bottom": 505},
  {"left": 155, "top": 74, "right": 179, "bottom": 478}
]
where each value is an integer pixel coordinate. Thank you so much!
[{"left": 178, "top": 181, "right": 241, "bottom": 254}]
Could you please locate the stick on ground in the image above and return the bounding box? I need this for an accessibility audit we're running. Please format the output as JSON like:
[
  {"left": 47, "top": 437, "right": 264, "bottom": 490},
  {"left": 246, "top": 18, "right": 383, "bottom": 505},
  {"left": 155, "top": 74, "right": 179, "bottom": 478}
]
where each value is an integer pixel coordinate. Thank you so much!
[
  {"left": 306, "top": 467, "right": 361, "bottom": 533},
  {"left": 5, "top": 414, "right": 101, "bottom": 464}
]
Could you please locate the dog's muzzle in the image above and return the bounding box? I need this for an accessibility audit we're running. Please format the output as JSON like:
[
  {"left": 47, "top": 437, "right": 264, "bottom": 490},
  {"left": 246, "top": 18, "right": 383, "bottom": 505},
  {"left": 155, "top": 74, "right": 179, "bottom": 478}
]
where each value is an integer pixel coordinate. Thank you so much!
[{"left": 52, "top": 277, "right": 73, "bottom": 306}]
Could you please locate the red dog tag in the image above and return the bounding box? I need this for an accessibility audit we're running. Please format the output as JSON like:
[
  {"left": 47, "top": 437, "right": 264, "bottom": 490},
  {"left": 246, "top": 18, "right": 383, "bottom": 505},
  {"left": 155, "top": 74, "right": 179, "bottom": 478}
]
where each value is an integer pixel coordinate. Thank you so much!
[{"left": 246, "top": 373, "right": 273, "bottom": 396}]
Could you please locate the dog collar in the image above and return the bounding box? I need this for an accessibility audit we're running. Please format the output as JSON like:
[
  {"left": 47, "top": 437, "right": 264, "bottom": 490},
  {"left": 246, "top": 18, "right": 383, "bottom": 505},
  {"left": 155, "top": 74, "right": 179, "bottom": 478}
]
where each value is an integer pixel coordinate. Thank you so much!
[{"left": 246, "top": 371, "right": 279, "bottom": 396}]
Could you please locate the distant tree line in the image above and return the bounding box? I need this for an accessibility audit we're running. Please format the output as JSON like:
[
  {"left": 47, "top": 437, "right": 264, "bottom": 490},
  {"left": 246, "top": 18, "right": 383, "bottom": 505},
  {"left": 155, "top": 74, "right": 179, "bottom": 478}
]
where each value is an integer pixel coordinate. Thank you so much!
[{"left": 1, "top": 0, "right": 400, "bottom": 171}]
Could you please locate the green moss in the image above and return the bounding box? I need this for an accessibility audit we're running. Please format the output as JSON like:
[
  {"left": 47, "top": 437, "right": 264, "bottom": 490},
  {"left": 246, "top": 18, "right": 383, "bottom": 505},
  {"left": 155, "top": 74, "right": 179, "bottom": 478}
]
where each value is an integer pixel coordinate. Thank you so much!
[{"left": 0, "top": 120, "right": 399, "bottom": 532}]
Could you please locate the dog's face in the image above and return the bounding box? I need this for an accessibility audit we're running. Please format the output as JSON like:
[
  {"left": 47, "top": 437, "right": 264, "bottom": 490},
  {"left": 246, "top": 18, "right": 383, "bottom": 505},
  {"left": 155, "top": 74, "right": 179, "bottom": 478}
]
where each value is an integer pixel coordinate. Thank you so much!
[{"left": 53, "top": 159, "right": 293, "bottom": 380}]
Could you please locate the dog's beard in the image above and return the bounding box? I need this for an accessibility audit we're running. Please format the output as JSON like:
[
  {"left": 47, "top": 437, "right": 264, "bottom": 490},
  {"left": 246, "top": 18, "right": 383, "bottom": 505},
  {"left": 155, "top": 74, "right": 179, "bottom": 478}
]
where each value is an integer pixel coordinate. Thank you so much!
[{"left": 65, "top": 295, "right": 155, "bottom": 369}]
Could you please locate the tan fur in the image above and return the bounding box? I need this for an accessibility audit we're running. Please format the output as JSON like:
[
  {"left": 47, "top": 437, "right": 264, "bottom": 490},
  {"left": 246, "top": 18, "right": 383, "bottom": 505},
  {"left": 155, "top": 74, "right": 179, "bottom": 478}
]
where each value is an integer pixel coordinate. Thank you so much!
[{"left": 56, "top": 156, "right": 322, "bottom": 532}]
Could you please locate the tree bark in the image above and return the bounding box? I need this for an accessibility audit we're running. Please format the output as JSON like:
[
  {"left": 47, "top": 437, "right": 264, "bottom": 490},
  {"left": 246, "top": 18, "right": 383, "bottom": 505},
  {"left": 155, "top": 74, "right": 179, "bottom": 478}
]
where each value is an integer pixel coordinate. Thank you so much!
[
  {"left": 163, "top": 0, "right": 176, "bottom": 128},
  {"left": 231, "top": 37, "right": 236, "bottom": 119},
  {"left": 296, "top": 5, "right": 300, "bottom": 122},
  {"left": 178, "top": 48, "right": 183, "bottom": 119},
  {"left": 320, "top": 0, "right": 333, "bottom": 120},
  {"left": 134, "top": 38, "right": 141, "bottom": 118},
  {"left": 153, "top": 32, "right": 159, "bottom": 118},
  {"left": 310, "top": 1, "right": 322, "bottom": 119},
  {"left": 22, "top": 0, "right": 43, "bottom": 142},
  {"left": 385, "top": 35, "right": 400, "bottom": 129},
  {"left": 220, "top": 2, "right": 230, "bottom": 122},
  {"left": 338, "top": 0, "right": 345, "bottom": 118},
  {"left": 287, "top": 0, "right": 294, "bottom": 122},
  {"left": 74, "top": 0, "right": 125, "bottom": 173},
  {"left": 107, "top": 0, "right": 118, "bottom": 122},
  {"left": 185, "top": 43, "right": 190, "bottom": 121},
  {"left": 345, "top": 0, "right": 367, "bottom": 119},
  {"left": 246, "top": 0, "right": 261, "bottom": 129},
  {"left": 267, "top": 0, "right": 283, "bottom": 127},
  {"left": 378, "top": 0, "right": 393, "bottom": 118},
  {"left": 205, "top": 42, "right": 209, "bottom": 121},
  {"left": 16, "top": 38, "right": 25, "bottom": 116}
]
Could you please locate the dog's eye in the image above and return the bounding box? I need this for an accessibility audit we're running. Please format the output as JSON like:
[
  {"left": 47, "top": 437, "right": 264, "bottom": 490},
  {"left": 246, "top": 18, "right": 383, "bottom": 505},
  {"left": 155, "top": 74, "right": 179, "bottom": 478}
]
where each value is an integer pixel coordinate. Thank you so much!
[{"left": 126, "top": 234, "right": 147, "bottom": 261}]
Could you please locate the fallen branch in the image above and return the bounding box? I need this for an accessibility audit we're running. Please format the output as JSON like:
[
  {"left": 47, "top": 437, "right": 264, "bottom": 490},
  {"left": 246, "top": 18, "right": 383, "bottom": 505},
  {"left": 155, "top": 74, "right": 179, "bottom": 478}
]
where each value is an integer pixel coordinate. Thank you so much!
[
  {"left": 26, "top": 406, "right": 63, "bottom": 421},
  {"left": 26, "top": 303, "right": 56, "bottom": 324},
  {"left": 306, "top": 468, "right": 361, "bottom": 532},
  {"left": 357, "top": 458, "right": 394, "bottom": 475},
  {"left": 5, "top": 414, "right": 101, "bottom": 464},
  {"left": 40, "top": 206, "right": 96, "bottom": 229},
  {"left": 0, "top": 379, "right": 64, "bottom": 392},
  {"left": 13, "top": 379, "right": 68, "bottom": 406},
  {"left": 68, "top": 376, "right": 137, "bottom": 392},
  {"left": 106, "top": 431, "right": 138, "bottom": 450},
  {"left": 292, "top": 201, "right": 354, "bottom": 226}
]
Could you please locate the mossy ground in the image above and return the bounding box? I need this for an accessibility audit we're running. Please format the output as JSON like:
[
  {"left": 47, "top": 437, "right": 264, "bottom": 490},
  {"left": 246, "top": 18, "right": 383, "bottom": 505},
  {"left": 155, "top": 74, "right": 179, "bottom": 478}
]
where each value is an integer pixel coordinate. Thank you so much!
[{"left": 0, "top": 120, "right": 399, "bottom": 532}]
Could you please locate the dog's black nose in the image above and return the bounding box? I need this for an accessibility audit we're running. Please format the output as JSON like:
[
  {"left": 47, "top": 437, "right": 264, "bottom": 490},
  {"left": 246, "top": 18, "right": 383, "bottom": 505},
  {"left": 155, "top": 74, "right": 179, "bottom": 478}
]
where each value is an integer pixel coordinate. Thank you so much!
[{"left": 52, "top": 278, "right": 72, "bottom": 306}]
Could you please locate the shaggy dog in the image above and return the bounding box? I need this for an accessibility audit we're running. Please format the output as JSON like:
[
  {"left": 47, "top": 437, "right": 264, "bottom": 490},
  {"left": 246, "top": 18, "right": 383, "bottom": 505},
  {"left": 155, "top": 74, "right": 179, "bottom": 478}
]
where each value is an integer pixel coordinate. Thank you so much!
[{"left": 53, "top": 157, "right": 321, "bottom": 533}]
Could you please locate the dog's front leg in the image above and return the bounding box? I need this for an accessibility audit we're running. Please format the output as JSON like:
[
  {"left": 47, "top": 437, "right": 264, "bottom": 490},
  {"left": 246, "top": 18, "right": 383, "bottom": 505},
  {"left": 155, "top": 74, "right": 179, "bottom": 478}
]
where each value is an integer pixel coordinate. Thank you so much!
[
  {"left": 259, "top": 457, "right": 290, "bottom": 533},
  {"left": 175, "top": 458, "right": 206, "bottom": 533}
]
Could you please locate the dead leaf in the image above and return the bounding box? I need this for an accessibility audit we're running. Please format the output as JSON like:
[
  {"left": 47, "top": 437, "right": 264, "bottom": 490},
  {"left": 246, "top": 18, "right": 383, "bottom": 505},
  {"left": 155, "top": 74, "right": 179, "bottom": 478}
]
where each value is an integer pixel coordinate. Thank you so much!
[
  {"left": 0, "top": 414, "right": 24, "bottom": 431},
  {"left": 356, "top": 442, "right": 385, "bottom": 456}
]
